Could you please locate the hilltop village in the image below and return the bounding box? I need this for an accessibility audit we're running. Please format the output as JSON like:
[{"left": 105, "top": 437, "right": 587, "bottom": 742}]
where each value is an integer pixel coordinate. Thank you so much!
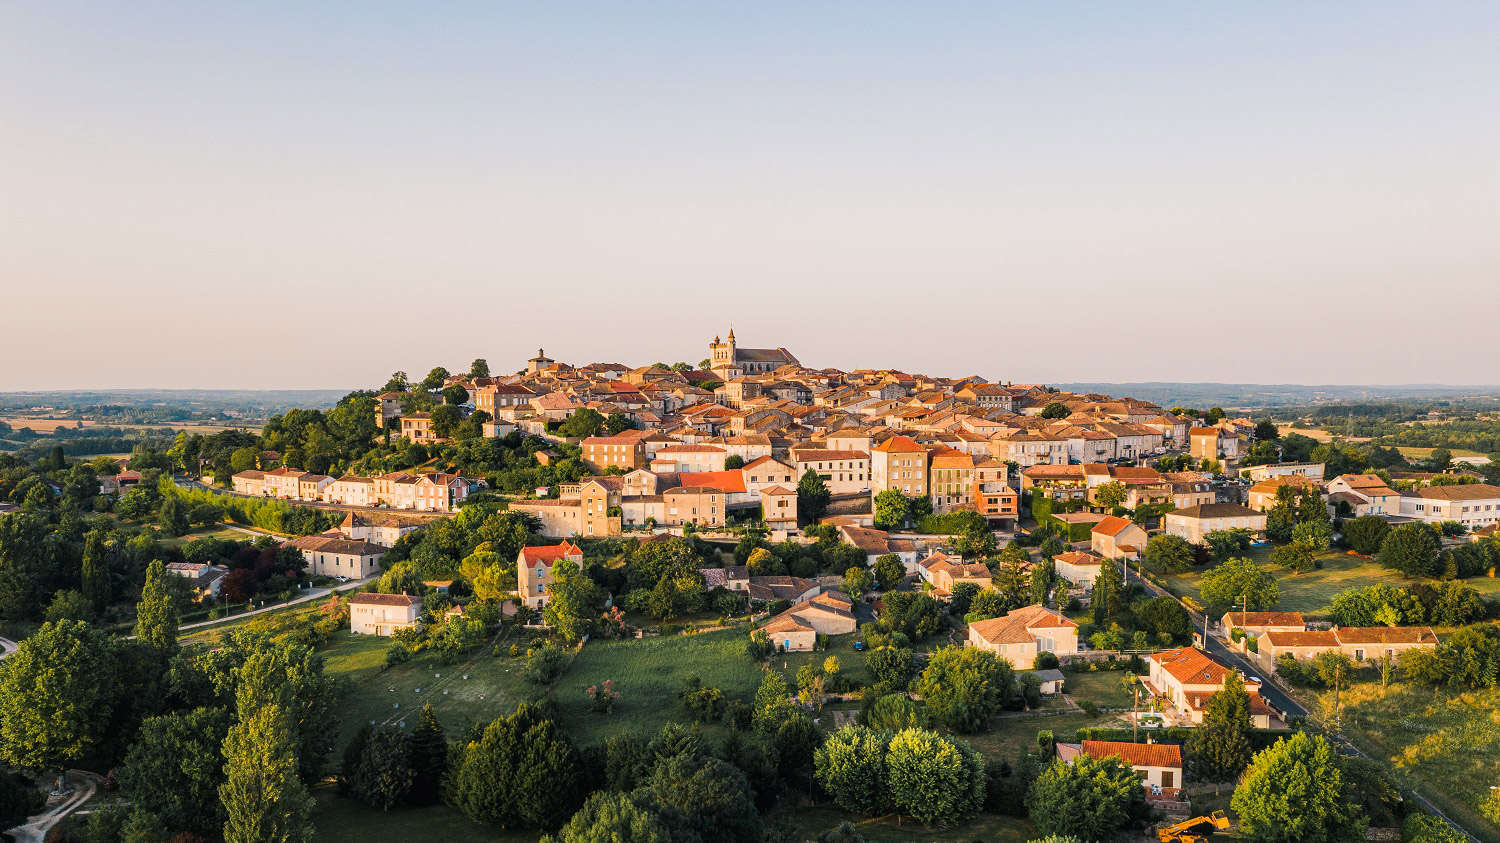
[{"left": 2, "top": 333, "right": 1499, "bottom": 843}]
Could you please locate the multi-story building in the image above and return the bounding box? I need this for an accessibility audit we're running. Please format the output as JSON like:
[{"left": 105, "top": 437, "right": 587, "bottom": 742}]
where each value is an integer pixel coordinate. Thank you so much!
[
  {"left": 517, "top": 541, "right": 585, "bottom": 609},
  {"left": 971, "top": 459, "right": 1019, "bottom": 525},
  {"left": 871, "top": 435, "right": 928, "bottom": 496},
  {"left": 282, "top": 535, "right": 386, "bottom": 579},
  {"left": 401, "top": 413, "right": 439, "bottom": 443},
  {"left": 1399, "top": 483, "right": 1500, "bottom": 530},
  {"left": 350, "top": 593, "right": 422, "bottom": 636},
  {"left": 581, "top": 431, "right": 649, "bottom": 473},
  {"left": 789, "top": 448, "right": 870, "bottom": 495},
  {"left": 1145, "top": 647, "right": 1273, "bottom": 728},
  {"left": 927, "top": 447, "right": 976, "bottom": 514}
]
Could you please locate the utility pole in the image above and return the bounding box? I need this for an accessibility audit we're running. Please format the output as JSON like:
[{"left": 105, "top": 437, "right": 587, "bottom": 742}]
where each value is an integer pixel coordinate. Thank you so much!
[{"left": 1132, "top": 687, "right": 1140, "bottom": 743}]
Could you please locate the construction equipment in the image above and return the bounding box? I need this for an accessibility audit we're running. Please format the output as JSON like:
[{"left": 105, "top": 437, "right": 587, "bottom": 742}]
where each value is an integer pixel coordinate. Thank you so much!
[{"left": 1157, "top": 810, "right": 1231, "bottom": 843}]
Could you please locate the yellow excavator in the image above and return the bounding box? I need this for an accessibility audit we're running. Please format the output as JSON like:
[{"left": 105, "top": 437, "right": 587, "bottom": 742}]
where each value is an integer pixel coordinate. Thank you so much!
[{"left": 1157, "top": 810, "right": 1231, "bottom": 843}]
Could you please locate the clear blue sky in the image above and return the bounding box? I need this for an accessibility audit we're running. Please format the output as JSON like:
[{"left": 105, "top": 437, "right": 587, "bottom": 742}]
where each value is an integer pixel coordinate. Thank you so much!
[{"left": 3, "top": 2, "right": 1498, "bottom": 389}]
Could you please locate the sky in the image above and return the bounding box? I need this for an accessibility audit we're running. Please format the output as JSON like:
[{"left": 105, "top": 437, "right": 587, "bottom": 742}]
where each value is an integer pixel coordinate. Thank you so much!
[{"left": 3, "top": 2, "right": 1498, "bottom": 390}]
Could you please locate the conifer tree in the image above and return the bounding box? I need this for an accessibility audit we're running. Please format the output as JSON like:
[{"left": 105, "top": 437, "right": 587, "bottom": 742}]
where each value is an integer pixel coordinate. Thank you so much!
[
  {"left": 1092, "top": 557, "right": 1122, "bottom": 625},
  {"left": 134, "top": 560, "right": 178, "bottom": 653},
  {"left": 81, "top": 528, "right": 111, "bottom": 614},
  {"left": 220, "top": 702, "right": 313, "bottom": 843},
  {"left": 1188, "top": 673, "right": 1252, "bottom": 781}
]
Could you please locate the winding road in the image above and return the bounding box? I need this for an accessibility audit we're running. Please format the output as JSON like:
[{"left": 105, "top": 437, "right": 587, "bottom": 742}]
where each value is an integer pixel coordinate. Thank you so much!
[{"left": 5, "top": 770, "right": 103, "bottom": 843}]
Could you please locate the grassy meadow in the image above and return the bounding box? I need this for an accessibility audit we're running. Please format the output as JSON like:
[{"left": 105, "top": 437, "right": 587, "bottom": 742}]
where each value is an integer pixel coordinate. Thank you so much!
[
  {"left": 1155, "top": 546, "right": 1500, "bottom": 616},
  {"left": 1332, "top": 683, "right": 1500, "bottom": 841}
]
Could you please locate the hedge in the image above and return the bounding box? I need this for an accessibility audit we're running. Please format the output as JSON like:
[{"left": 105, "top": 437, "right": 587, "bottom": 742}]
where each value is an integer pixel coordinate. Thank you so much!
[{"left": 1072, "top": 726, "right": 1293, "bottom": 752}]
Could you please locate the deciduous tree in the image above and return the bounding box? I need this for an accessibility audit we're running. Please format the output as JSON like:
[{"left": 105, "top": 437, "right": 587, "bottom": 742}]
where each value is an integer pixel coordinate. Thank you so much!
[
  {"left": 814, "top": 725, "right": 890, "bottom": 816},
  {"left": 1231, "top": 732, "right": 1363, "bottom": 843},
  {"left": 1378, "top": 523, "right": 1441, "bottom": 579},
  {"left": 220, "top": 701, "right": 314, "bottom": 843},
  {"left": 1026, "top": 755, "right": 1147, "bottom": 841},
  {"left": 913, "top": 646, "right": 1015, "bottom": 733},
  {"left": 884, "top": 728, "right": 985, "bottom": 827},
  {"left": 1200, "top": 556, "right": 1280, "bottom": 612}
]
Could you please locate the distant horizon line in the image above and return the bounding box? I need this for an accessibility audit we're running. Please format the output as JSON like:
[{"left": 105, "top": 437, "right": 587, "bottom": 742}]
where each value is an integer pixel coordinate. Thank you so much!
[{"left": 4, "top": 381, "right": 1500, "bottom": 394}]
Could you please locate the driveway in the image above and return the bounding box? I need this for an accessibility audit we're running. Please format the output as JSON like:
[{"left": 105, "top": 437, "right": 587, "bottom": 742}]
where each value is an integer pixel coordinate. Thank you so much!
[
  {"left": 6, "top": 770, "right": 102, "bottom": 843},
  {"left": 173, "top": 575, "right": 378, "bottom": 633}
]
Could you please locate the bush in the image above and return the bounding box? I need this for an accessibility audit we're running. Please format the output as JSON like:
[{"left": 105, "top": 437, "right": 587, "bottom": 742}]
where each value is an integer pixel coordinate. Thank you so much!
[
  {"left": 1077, "top": 700, "right": 1099, "bottom": 718},
  {"left": 524, "top": 645, "right": 568, "bottom": 685}
]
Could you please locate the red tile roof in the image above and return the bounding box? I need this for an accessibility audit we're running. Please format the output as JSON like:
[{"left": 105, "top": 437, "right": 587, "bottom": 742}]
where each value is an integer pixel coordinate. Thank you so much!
[{"left": 1081, "top": 740, "right": 1182, "bottom": 769}]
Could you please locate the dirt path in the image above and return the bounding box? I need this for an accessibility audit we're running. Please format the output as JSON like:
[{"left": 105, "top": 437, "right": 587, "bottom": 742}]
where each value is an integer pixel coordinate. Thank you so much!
[{"left": 6, "top": 770, "right": 102, "bottom": 843}]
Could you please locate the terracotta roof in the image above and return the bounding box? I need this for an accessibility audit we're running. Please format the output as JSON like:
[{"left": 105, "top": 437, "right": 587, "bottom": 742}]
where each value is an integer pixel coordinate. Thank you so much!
[
  {"left": 1169, "top": 503, "right": 1263, "bottom": 520},
  {"left": 1223, "top": 611, "right": 1305, "bottom": 628},
  {"left": 1092, "top": 516, "right": 1136, "bottom": 537},
  {"left": 1413, "top": 483, "right": 1500, "bottom": 501},
  {"left": 1053, "top": 551, "right": 1103, "bottom": 566},
  {"left": 283, "top": 536, "right": 386, "bottom": 556},
  {"left": 1150, "top": 647, "right": 1234, "bottom": 686},
  {"left": 791, "top": 449, "right": 870, "bottom": 463},
  {"left": 1081, "top": 740, "right": 1182, "bottom": 769},
  {"left": 969, "top": 604, "right": 1077, "bottom": 646},
  {"left": 350, "top": 593, "right": 422, "bottom": 607},
  {"left": 518, "top": 541, "right": 583, "bottom": 566},
  {"left": 1333, "top": 626, "right": 1439, "bottom": 645},
  {"left": 871, "top": 435, "right": 925, "bottom": 453},
  {"left": 1262, "top": 630, "right": 1340, "bottom": 648}
]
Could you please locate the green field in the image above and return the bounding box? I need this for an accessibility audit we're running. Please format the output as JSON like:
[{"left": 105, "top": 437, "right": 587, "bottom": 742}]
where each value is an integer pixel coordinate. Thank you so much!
[
  {"left": 1394, "top": 446, "right": 1486, "bottom": 459},
  {"left": 321, "top": 631, "right": 541, "bottom": 748},
  {"left": 1059, "top": 669, "right": 1141, "bottom": 710},
  {"left": 157, "top": 524, "right": 254, "bottom": 548},
  {"left": 321, "top": 625, "right": 809, "bottom": 750},
  {"left": 548, "top": 628, "right": 772, "bottom": 747},
  {"left": 312, "top": 627, "right": 1110, "bottom": 840},
  {"left": 312, "top": 784, "right": 529, "bottom": 843},
  {"left": 778, "top": 804, "right": 1035, "bottom": 842},
  {"left": 1155, "top": 547, "right": 1500, "bottom": 616},
  {"left": 960, "top": 712, "right": 1101, "bottom": 762},
  {"left": 1330, "top": 683, "right": 1500, "bottom": 841}
]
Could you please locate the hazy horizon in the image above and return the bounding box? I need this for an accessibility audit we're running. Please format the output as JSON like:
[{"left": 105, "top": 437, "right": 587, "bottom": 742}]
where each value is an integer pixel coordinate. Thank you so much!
[{"left": 5, "top": 2, "right": 1498, "bottom": 390}]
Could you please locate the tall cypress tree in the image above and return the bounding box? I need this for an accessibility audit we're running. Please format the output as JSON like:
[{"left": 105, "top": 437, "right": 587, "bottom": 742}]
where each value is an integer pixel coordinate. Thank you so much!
[
  {"left": 406, "top": 704, "right": 447, "bottom": 806},
  {"left": 1092, "top": 558, "right": 1121, "bottom": 626},
  {"left": 796, "top": 469, "right": 831, "bottom": 524},
  {"left": 134, "top": 560, "right": 179, "bottom": 654},
  {"left": 81, "top": 528, "right": 111, "bottom": 615},
  {"left": 1188, "top": 673, "right": 1252, "bottom": 782},
  {"left": 220, "top": 702, "right": 314, "bottom": 843}
]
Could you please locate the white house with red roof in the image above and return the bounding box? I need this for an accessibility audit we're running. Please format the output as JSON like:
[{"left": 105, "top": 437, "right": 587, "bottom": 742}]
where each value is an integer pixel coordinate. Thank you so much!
[
  {"left": 350, "top": 593, "right": 423, "bottom": 636},
  {"left": 1090, "top": 516, "right": 1146, "bottom": 560},
  {"left": 1057, "top": 739, "right": 1184, "bottom": 800},
  {"left": 516, "top": 541, "right": 584, "bottom": 609},
  {"left": 966, "top": 604, "right": 1078, "bottom": 669},
  {"left": 1146, "top": 646, "right": 1273, "bottom": 728}
]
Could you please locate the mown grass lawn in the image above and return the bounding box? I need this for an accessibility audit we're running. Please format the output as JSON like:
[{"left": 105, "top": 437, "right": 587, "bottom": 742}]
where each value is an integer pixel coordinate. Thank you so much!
[
  {"left": 310, "top": 783, "right": 530, "bottom": 843},
  {"left": 959, "top": 712, "right": 1101, "bottom": 762},
  {"left": 1323, "top": 682, "right": 1500, "bottom": 841},
  {"left": 552, "top": 627, "right": 769, "bottom": 747},
  {"left": 322, "top": 629, "right": 541, "bottom": 748},
  {"left": 1060, "top": 668, "right": 1142, "bottom": 710},
  {"left": 1152, "top": 547, "right": 1500, "bottom": 616},
  {"left": 778, "top": 804, "right": 1036, "bottom": 843}
]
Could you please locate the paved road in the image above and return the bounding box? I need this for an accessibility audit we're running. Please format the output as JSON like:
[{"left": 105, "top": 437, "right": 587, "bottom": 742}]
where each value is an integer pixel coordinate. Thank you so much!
[
  {"left": 6, "top": 770, "right": 102, "bottom": 843},
  {"left": 1121, "top": 561, "right": 1479, "bottom": 841},
  {"left": 0, "top": 637, "right": 16, "bottom": 659},
  {"left": 1119, "top": 562, "right": 1308, "bottom": 718},
  {"left": 176, "top": 575, "right": 377, "bottom": 632}
]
